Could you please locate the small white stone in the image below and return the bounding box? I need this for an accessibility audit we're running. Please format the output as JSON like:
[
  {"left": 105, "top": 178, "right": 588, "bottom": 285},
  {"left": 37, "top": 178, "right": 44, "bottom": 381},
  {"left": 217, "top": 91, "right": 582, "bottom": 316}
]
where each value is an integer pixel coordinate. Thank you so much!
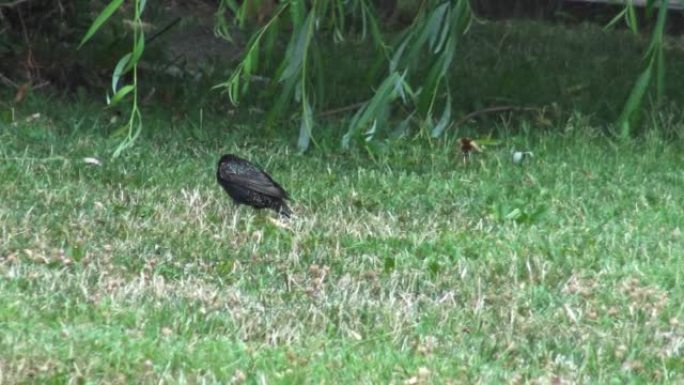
[{"left": 83, "top": 157, "right": 102, "bottom": 166}]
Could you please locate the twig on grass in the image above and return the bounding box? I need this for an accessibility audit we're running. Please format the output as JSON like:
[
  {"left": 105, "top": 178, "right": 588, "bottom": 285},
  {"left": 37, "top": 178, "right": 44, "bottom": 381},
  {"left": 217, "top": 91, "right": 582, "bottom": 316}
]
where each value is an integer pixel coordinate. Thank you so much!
[{"left": 454, "top": 106, "right": 539, "bottom": 127}]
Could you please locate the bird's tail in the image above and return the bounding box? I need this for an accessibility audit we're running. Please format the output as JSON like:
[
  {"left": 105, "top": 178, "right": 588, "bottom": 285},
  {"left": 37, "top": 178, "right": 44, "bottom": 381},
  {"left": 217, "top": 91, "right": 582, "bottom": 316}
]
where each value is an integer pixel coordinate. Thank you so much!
[{"left": 277, "top": 202, "right": 292, "bottom": 218}]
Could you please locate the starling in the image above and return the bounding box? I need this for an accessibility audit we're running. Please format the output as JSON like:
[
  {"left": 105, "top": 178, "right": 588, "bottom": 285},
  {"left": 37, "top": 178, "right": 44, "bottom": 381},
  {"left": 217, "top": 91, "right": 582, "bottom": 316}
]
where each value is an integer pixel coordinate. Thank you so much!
[{"left": 217, "top": 154, "right": 292, "bottom": 217}]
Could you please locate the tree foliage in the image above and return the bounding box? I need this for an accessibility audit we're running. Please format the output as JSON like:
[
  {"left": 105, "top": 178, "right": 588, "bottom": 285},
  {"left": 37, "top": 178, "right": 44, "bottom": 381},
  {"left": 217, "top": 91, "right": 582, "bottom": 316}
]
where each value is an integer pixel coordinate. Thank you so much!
[
  {"left": 78, "top": 0, "right": 146, "bottom": 156},
  {"left": 213, "top": 0, "right": 473, "bottom": 151},
  {"left": 611, "top": 0, "right": 671, "bottom": 138},
  {"left": 6, "top": 0, "right": 679, "bottom": 153}
]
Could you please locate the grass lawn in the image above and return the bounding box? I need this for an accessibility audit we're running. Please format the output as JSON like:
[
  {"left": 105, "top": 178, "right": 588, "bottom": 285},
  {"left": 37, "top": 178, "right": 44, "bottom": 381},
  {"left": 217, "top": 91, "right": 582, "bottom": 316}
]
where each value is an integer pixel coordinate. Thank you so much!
[
  {"left": 1, "top": 20, "right": 684, "bottom": 385},
  {"left": 2, "top": 109, "right": 682, "bottom": 384}
]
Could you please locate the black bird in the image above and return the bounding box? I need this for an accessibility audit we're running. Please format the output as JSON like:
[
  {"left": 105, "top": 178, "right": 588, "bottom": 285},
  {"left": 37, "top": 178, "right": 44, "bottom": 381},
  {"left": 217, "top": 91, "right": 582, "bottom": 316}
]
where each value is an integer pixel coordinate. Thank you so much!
[{"left": 216, "top": 154, "right": 292, "bottom": 217}]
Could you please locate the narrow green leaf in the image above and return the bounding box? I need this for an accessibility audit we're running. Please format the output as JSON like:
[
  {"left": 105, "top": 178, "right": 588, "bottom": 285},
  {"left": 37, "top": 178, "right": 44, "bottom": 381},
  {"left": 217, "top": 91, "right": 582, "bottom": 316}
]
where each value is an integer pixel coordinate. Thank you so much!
[
  {"left": 618, "top": 0, "right": 667, "bottom": 136},
  {"left": 125, "top": 31, "right": 145, "bottom": 73},
  {"left": 603, "top": 9, "right": 627, "bottom": 31},
  {"left": 368, "top": 9, "right": 386, "bottom": 50},
  {"left": 335, "top": 1, "right": 346, "bottom": 33},
  {"left": 394, "top": 72, "right": 412, "bottom": 105},
  {"left": 648, "top": 0, "right": 667, "bottom": 104},
  {"left": 133, "top": 31, "right": 145, "bottom": 63},
  {"left": 215, "top": 2, "right": 287, "bottom": 103},
  {"left": 433, "top": 7, "right": 452, "bottom": 53},
  {"left": 390, "top": 36, "right": 411, "bottom": 73},
  {"left": 343, "top": 103, "right": 368, "bottom": 147},
  {"left": 229, "top": 74, "right": 240, "bottom": 105},
  {"left": 113, "top": 122, "right": 143, "bottom": 158},
  {"left": 361, "top": 1, "right": 388, "bottom": 53},
  {"left": 78, "top": 0, "right": 125, "bottom": 48},
  {"left": 280, "top": 11, "right": 314, "bottom": 81},
  {"left": 439, "top": 38, "right": 456, "bottom": 75},
  {"left": 333, "top": 28, "right": 345, "bottom": 43},
  {"left": 112, "top": 53, "right": 132, "bottom": 93},
  {"left": 427, "top": 3, "right": 449, "bottom": 51},
  {"left": 243, "top": 39, "right": 260, "bottom": 75},
  {"left": 648, "top": 0, "right": 668, "bottom": 51},
  {"left": 113, "top": 110, "right": 143, "bottom": 158},
  {"left": 618, "top": 57, "right": 654, "bottom": 138},
  {"left": 214, "top": 2, "right": 235, "bottom": 42},
  {"left": 297, "top": 96, "right": 314, "bottom": 152},
  {"left": 290, "top": 0, "right": 306, "bottom": 27},
  {"left": 405, "top": 14, "right": 439, "bottom": 67},
  {"left": 626, "top": 2, "right": 639, "bottom": 34},
  {"left": 264, "top": 18, "right": 280, "bottom": 63},
  {"left": 109, "top": 124, "right": 129, "bottom": 140},
  {"left": 364, "top": 120, "right": 378, "bottom": 142},
  {"left": 356, "top": 73, "right": 400, "bottom": 126},
  {"left": 234, "top": 2, "right": 246, "bottom": 28},
  {"left": 109, "top": 84, "right": 135, "bottom": 105},
  {"left": 343, "top": 71, "right": 406, "bottom": 148},
  {"left": 454, "top": 0, "right": 472, "bottom": 33},
  {"left": 431, "top": 89, "right": 452, "bottom": 137},
  {"left": 418, "top": 41, "right": 453, "bottom": 115},
  {"left": 215, "top": 2, "right": 288, "bottom": 103}
]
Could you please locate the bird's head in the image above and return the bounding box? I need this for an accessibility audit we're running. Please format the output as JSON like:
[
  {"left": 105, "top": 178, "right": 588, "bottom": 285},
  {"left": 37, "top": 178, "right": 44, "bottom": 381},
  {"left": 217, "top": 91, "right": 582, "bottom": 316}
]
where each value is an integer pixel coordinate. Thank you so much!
[
  {"left": 219, "top": 154, "right": 239, "bottom": 162},
  {"left": 218, "top": 153, "right": 244, "bottom": 167}
]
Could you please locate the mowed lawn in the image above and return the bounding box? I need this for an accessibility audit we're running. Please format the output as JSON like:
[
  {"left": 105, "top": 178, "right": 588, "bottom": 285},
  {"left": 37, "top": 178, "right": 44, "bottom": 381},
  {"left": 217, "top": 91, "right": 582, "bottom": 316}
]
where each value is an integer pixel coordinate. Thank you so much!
[{"left": 0, "top": 106, "right": 682, "bottom": 384}]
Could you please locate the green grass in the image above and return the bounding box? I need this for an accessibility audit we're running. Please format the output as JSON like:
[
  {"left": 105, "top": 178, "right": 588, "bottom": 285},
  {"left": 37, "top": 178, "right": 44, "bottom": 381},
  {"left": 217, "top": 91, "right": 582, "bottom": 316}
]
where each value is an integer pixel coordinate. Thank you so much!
[
  {"left": 1, "top": 19, "right": 684, "bottom": 385},
  {"left": 1, "top": 106, "right": 682, "bottom": 384}
]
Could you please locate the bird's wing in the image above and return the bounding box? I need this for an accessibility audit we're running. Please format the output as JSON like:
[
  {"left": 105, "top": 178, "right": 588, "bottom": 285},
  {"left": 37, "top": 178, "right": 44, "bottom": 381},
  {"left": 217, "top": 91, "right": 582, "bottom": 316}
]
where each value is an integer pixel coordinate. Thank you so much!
[{"left": 219, "top": 164, "right": 287, "bottom": 198}]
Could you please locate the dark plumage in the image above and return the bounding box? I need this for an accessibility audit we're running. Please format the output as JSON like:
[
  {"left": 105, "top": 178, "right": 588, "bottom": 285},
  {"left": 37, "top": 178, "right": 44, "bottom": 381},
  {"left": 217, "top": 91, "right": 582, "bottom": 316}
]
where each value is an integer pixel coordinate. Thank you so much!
[{"left": 216, "top": 154, "right": 292, "bottom": 217}]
